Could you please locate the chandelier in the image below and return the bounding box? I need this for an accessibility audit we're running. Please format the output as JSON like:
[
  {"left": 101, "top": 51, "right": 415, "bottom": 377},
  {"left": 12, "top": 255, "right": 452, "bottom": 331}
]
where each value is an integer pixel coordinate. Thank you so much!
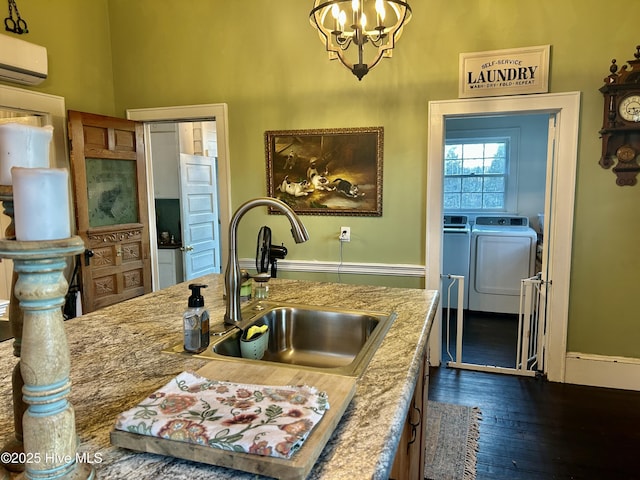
[{"left": 310, "top": 0, "right": 412, "bottom": 80}]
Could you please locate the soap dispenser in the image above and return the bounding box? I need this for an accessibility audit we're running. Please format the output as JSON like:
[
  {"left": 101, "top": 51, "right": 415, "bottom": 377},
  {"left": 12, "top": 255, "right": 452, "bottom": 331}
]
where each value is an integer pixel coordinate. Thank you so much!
[{"left": 183, "top": 283, "right": 210, "bottom": 353}]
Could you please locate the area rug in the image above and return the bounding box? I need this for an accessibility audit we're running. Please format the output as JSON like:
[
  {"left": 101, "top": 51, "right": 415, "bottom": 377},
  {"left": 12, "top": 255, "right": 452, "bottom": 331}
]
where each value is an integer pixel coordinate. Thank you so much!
[{"left": 424, "top": 401, "right": 481, "bottom": 480}]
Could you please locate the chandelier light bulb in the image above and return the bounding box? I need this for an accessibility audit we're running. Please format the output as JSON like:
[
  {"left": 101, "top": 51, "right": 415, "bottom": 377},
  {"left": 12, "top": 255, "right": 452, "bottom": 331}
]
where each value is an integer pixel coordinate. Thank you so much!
[
  {"left": 339, "top": 10, "right": 347, "bottom": 30},
  {"left": 375, "top": 0, "right": 386, "bottom": 23},
  {"left": 331, "top": 3, "right": 340, "bottom": 31},
  {"left": 331, "top": 3, "right": 340, "bottom": 20}
]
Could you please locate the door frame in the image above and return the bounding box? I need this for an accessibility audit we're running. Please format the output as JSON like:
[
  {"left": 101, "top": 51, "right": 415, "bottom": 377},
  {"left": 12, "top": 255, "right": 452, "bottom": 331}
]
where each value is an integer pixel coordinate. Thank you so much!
[
  {"left": 426, "top": 92, "right": 581, "bottom": 383},
  {"left": 126, "top": 104, "right": 232, "bottom": 290},
  {"left": 0, "top": 84, "right": 67, "bottom": 170}
]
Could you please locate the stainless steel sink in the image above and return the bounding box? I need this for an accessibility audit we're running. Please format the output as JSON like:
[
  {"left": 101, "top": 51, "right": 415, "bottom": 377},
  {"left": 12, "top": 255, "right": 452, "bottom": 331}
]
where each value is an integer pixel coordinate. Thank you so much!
[{"left": 193, "top": 302, "right": 395, "bottom": 377}]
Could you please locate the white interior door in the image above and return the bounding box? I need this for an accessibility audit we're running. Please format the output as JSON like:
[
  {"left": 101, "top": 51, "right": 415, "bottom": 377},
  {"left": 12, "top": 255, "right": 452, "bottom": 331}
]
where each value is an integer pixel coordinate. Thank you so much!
[
  {"left": 534, "top": 114, "right": 559, "bottom": 373},
  {"left": 179, "top": 153, "right": 221, "bottom": 279}
]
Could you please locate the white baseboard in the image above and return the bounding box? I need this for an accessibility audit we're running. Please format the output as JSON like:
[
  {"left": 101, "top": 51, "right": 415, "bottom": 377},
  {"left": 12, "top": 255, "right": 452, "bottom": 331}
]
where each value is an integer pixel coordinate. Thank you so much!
[
  {"left": 239, "top": 258, "right": 426, "bottom": 277},
  {"left": 564, "top": 352, "right": 640, "bottom": 391}
]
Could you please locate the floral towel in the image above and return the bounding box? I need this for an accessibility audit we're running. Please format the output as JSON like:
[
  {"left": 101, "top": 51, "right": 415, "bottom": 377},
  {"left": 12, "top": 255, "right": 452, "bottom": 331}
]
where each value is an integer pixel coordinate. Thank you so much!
[{"left": 114, "top": 371, "right": 329, "bottom": 459}]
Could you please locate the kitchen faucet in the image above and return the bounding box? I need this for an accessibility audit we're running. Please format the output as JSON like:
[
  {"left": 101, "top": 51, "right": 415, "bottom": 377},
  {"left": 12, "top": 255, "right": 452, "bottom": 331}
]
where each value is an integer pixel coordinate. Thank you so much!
[{"left": 224, "top": 197, "right": 309, "bottom": 325}]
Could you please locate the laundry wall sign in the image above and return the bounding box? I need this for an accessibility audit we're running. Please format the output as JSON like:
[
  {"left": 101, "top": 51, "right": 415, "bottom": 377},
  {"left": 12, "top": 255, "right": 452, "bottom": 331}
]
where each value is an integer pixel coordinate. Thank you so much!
[{"left": 459, "top": 45, "right": 550, "bottom": 98}]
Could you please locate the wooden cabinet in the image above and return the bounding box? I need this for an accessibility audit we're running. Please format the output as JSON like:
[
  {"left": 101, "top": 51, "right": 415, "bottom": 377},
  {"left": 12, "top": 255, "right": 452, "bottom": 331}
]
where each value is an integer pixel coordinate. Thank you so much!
[
  {"left": 158, "top": 248, "right": 183, "bottom": 289},
  {"left": 84, "top": 224, "right": 149, "bottom": 311},
  {"left": 68, "top": 111, "right": 152, "bottom": 313},
  {"left": 390, "top": 348, "right": 429, "bottom": 480}
]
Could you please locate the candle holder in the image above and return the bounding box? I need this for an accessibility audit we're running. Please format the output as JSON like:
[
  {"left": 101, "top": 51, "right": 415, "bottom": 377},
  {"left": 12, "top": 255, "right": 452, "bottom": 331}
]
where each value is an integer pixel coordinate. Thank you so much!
[{"left": 0, "top": 235, "right": 94, "bottom": 480}]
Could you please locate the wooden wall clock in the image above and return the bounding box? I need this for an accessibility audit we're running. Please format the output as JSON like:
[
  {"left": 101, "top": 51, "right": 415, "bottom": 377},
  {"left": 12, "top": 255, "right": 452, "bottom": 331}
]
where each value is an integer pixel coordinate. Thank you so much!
[{"left": 599, "top": 45, "right": 640, "bottom": 186}]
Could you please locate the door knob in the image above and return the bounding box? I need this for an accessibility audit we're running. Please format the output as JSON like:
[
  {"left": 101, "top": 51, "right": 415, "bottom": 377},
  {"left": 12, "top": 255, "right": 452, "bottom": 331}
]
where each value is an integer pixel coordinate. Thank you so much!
[{"left": 180, "top": 245, "right": 194, "bottom": 252}]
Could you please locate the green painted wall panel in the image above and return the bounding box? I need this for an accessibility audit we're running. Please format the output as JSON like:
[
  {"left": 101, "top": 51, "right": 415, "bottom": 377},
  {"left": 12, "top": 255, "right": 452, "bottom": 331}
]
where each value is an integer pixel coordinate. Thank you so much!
[{"left": 0, "top": 0, "right": 116, "bottom": 115}]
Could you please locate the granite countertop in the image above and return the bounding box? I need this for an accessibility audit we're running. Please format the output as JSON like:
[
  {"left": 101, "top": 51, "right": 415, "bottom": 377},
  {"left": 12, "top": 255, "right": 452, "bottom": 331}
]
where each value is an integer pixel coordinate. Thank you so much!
[{"left": 0, "top": 275, "right": 438, "bottom": 479}]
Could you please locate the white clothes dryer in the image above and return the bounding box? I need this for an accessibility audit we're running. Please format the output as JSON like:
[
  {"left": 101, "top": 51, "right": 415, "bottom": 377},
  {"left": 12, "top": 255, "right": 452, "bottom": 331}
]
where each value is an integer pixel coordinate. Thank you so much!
[
  {"left": 469, "top": 216, "right": 537, "bottom": 314},
  {"left": 442, "top": 215, "right": 471, "bottom": 309}
]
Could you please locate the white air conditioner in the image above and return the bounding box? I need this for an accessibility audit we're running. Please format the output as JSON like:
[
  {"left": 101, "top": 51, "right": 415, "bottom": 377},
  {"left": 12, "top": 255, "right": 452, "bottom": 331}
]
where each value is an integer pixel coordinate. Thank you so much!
[{"left": 0, "top": 33, "right": 48, "bottom": 85}]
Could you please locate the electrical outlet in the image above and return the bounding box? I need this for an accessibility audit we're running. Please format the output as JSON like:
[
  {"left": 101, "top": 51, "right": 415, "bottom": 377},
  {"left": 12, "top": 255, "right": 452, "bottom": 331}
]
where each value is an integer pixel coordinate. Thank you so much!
[{"left": 339, "top": 226, "right": 351, "bottom": 242}]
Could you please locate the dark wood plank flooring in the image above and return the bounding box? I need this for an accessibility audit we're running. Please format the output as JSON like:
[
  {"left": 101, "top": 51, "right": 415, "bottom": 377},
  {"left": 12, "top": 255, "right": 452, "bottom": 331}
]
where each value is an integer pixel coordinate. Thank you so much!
[
  {"left": 441, "top": 309, "right": 519, "bottom": 368},
  {"left": 430, "top": 310, "right": 640, "bottom": 480}
]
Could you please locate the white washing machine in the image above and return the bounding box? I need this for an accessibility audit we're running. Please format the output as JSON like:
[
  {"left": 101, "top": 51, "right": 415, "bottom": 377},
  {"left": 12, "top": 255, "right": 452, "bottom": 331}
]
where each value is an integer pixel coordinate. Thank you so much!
[
  {"left": 469, "top": 215, "right": 537, "bottom": 314},
  {"left": 442, "top": 215, "right": 470, "bottom": 309}
]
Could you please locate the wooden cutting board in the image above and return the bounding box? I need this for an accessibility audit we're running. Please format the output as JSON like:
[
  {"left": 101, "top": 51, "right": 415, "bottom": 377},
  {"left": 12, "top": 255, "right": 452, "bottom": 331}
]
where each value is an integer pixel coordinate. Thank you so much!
[{"left": 110, "top": 359, "right": 357, "bottom": 480}]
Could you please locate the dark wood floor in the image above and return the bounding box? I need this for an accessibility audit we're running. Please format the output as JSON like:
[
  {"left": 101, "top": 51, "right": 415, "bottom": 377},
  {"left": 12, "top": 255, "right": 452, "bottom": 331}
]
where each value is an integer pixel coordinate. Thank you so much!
[
  {"left": 430, "top": 309, "right": 640, "bottom": 480},
  {"left": 440, "top": 309, "right": 524, "bottom": 368}
]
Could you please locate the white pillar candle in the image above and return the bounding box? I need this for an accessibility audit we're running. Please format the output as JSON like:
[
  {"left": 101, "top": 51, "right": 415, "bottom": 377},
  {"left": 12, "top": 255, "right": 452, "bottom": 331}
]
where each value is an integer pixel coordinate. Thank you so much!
[
  {"left": 12, "top": 167, "right": 71, "bottom": 241},
  {"left": 0, "top": 123, "right": 53, "bottom": 186}
]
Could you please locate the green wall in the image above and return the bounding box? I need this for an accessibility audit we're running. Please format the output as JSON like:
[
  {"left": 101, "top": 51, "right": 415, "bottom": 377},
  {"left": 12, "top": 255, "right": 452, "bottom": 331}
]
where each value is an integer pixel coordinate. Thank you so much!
[
  {"left": 4, "top": 0, "right": 640, "bottom": 359},
  {"left": 4, "top": 0, "right": 116, "bottom": 115}
]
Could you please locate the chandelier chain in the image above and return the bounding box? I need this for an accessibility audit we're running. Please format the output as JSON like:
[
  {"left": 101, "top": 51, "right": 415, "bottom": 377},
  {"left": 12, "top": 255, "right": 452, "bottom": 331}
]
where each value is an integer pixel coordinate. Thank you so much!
[{"left": 5, "top": 0, "right": 28, "bottom": 34}]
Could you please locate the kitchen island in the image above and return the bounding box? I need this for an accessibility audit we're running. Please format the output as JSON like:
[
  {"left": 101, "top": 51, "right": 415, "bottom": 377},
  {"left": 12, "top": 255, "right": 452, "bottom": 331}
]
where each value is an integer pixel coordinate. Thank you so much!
[{"left": 0, "top": 276, "right": 438, "bottom": 479}]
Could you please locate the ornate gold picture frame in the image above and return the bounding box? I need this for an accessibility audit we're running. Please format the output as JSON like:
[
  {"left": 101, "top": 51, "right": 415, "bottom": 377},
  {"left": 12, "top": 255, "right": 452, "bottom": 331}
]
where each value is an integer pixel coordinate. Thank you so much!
[{"left": 265, "top": 127, "right": 383, "bottom": 216}]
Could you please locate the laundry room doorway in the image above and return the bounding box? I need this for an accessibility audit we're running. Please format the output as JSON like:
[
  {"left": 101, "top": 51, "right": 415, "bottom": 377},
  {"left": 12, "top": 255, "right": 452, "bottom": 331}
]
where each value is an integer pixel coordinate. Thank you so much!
[
  {"left": 442, "top": 113, "right": 549, "bottom": 374},
  {"left": 426, "top": 92, "right": 581, "bottom": 383}
]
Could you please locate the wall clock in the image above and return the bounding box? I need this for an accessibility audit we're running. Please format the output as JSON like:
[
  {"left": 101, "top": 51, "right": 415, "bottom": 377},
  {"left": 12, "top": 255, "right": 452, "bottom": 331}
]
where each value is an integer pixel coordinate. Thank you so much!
[{"left": 599, "top": 45, "right": 640, "bottom": 186}]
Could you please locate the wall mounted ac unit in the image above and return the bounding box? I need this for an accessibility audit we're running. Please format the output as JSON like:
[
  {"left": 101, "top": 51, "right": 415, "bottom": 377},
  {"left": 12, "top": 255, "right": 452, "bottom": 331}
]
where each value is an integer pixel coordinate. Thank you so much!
[{"left": 0, "top": 33, "right": 48, "bottom": 85}]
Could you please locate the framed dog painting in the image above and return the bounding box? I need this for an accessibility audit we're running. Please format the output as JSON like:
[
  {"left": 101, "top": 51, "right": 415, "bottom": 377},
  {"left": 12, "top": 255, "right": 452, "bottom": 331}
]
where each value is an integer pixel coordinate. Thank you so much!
[{"left": 264, "top": 127, "right": 383, "bottom": 216}]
